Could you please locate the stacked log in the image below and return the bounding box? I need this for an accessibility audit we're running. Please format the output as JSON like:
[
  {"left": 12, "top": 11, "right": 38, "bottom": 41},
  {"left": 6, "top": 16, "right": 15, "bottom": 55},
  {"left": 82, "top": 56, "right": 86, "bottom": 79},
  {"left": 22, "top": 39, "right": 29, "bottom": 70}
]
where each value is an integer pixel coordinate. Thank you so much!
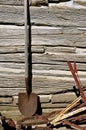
[{"left": 0, "top": 0, "right": 86, "bottom": 120}]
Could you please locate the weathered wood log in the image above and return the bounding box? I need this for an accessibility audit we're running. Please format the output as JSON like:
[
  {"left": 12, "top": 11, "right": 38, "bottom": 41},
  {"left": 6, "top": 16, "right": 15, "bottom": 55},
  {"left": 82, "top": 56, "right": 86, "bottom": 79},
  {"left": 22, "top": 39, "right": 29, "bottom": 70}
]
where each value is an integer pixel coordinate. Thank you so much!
[
  {"left": 1, "top": 61, "right": 86, "bottom": 71},
  {"left": 1, "top": 52, "right": 86, "bottom": 63},
  {"left": 0, "top": 62, "right": 24, "bottom": 69},
  {"left": 51, "top": 93, "right": 77, "bottom": 103},
  {"left": 0, "top": 0, "right": 48, "bottom": 6},
  {"left": 1, "top": 25, "right": 86, "bottom": 36},
  {"left": 1, "top": 35, "right": 86, "bottom": 47},
  {"left": 0, "top": 25, "right": 86, "bottom": 48},
  {"left": 0, "top": 0, "right": 24, "bottom": 6},
  {"left": 0, "top": 97, "right": 12, "bottom": 104},
  {"left": 2, "top": 0, "right": 86, "bottom": 7},
  {"left": 0, "top": 105, "right": 18, "bottom": 111},
  {"left": 41, "top": 103, "right": 69, "bottom": 108},
  {"left": 30, "top": 0, "right": 48, "bottom": 6},
  {"left": 74, "top": 0, "right": 86, "bottom": 6},
  {"left": 33, "top": 62, "right": 86, "bottom": 71},
  {"left": 32, "top": 53, "right": 86, "bottom": 63},
  {"left": 0, "top": 45, "right": 44, "bottom": 54},
  {"left": 0, "top": 75, "right": 86, "bottom": 95},
  {"left": 0, "top": 5, "right": 86, "bottom": 27}
]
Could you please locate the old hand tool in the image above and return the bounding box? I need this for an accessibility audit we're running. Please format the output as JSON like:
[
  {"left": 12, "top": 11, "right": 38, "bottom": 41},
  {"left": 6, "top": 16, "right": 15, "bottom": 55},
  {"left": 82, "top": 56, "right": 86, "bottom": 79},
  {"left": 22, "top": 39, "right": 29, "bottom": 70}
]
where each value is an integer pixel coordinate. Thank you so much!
[{"left": 18, "top": 0, "right": 37, "bottom": 117}]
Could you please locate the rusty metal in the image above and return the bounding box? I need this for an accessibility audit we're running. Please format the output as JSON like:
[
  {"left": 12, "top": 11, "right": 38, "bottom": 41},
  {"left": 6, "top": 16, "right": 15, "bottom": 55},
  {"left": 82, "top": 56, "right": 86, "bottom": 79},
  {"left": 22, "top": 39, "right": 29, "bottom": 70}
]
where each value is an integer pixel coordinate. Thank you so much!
[
  {"left": 67, "top": 61, "right": 86, "bottom": 103},
  {"left": 17, "top": 111, "right": 60, "bottom": 126},
  {"left": 17, "top": 115, "right": 49, "bottom": 128},
  {"left": 69, "top": 114, "right": 86, "bottom": 123},
  {"left": 34, "top": 126, "right": 53, "bottom": 130},
  {"left": 18, "top": 93, "right": 37, "bottom": 117},
  {"left": 63, "top": 120, "right": 84, "bottom": 130}
]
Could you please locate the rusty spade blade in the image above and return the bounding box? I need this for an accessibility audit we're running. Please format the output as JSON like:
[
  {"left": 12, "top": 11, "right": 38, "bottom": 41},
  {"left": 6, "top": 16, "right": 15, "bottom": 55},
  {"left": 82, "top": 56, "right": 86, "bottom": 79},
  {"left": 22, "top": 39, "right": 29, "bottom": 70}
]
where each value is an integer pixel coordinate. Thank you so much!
[
  {"left": 18, "top": 0, "right": 37, "bottom": 117},
  {"left": 18, "top": 93, "right": 37, "bottom": 117}
]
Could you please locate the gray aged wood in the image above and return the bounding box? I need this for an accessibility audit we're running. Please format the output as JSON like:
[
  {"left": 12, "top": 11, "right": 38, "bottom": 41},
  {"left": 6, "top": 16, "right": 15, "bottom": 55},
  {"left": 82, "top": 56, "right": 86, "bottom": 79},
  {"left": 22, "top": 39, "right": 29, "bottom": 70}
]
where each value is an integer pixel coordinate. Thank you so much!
[
  {"left": 0, "top": 0, "right": 70, "bottom": 6},
  {"left": 0, "top": 3, "right": 86, "bottom": 115},
  {"left": 0, "top": 6, "right": 86, "bottom": 27},
  {"left": 0, "top": 0, "right": 48, "bottom": 6},
  {"left": 74, "top": 0, "right": 86, "bottom": 6},
  {"left": 0, "top": 0, "right": 24, "bottom": 5}
]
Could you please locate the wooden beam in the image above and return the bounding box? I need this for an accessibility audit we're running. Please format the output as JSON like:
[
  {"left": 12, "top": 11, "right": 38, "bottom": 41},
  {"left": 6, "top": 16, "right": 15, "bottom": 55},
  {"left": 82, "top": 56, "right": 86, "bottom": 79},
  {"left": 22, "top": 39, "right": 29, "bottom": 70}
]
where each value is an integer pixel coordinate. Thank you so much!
[
  {"left": 0, "top": 0, "right": 74, "bottom": 6},
  {"left": 0, "top": 5, "right": 86, "bottom": 27},
  {"left": 74, "top": 0, "right": 86, "bottom": 6},
  {"left": 0, "top": 0, "right": 48, "bottom": 6}
]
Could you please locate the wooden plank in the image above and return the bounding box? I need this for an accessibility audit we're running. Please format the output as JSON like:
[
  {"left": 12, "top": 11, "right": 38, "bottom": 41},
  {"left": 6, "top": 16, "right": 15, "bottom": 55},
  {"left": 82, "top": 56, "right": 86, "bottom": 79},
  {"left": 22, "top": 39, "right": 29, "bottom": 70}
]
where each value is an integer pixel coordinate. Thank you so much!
[
  {"left": 39, "top": 95, "right": 51, "bottom": 103},
  {"left": 0, "top": 0, "right": 48, "bottom": 6},
  {"left": 0, "top": 67, "right": 24, "bottom": 76},
  {"left": 45, "top": 46, "right": 76, "bottom": 53},
  {"left": 51, "top": 93, "right": 77, "bottom": 103},
  {"left": 0, "top": 76, "right": 86, "bottom": 94},
  {"left": 0, "top": 105, "right": 18, "bottom": 111},
  {"left": 1, "top": 66, "right": 86, "bottom": 91},
  {"left": 0, "top": 62, "right": 24, "bottom": 69},
  {"left": 42, "top": 108, "right": 63, "bottom": 113},
  {"left": 0, "top": 5, "right": 86, "bottom": 27},
  {"left": 74, "top": 0, "right": 86, "bottom": 6},
  {"left": 41, "top": 103, "right": 68, "bottom": 108},
  {"left": 0, "top": 0, "right": 60, "bottom": 6},
  {"left": 0, "top": 88, "right": 25, "bottom": 96},
  {"left": 0, "top": 45, "right": 76, "bottom": 54},
  {"left": 0, "top": 25, "right": 62, "bottom": 37},
  {"left": 0, "top": 76, "right": 25, "bottom": 88},
  {"left": 0, "top": 97, "right": 12, "bottom": 104},
  {"left": 0, "top": 5, "right": 24, "bottom": 25},
  {"left": 31, "top": 34, "right": 86, "bottom": 47},
  {"left": 33, "top": 75, "right": 86, "bottom": 94},
  {"left": 1, "top": 64, "right": 86, "bottom": 78},
  {"left": 33, "top": 70, "right": 86, "bottom": 78},
  {"left": 0, "top": 27, "right": 86, "bottom": 48},
  {"left": 0, "top": 45, "right": 44, "bottom": 53},
  {"left": 0, "top": 25, "right": 86, "bottom": 47},
  {"left": 1, "top": 61, "right": 86, "bottom": 71},
  {"left": 1, "top": 34, "right": 86, "bottom": 47},
  {"left": 0, "top": 53, "right": 24, "bottom": 62},
  {"left": 0, "top": 51, "right": 86, "bottom": 63},
  {"left": 32, "top": 53, "right": 86, "bottom": 63},
  {"left": 33, "top": 62, "right": 86, "bottom": 71},
  {"left": 0, "top": 0, "right": 24, "bottom": 6},
  {"left": 1, "top": 25, "right": 86, "bottom": 37}
]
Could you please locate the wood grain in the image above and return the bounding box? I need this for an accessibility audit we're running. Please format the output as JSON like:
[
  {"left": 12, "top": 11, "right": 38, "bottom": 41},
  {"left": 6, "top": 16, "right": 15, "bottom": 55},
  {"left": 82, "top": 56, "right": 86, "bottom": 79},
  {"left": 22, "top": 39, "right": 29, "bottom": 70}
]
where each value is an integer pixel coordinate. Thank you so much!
[{"left": 0, "top": 4, "right": 86, "bottom": 112}]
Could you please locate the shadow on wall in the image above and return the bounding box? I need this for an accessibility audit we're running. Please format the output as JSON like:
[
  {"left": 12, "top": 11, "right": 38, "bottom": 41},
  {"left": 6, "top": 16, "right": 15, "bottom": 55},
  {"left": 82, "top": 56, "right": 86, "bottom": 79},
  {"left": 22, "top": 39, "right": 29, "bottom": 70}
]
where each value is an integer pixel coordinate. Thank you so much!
[{"left": 49, "top": 0, "right": 71, "bottom": 3}]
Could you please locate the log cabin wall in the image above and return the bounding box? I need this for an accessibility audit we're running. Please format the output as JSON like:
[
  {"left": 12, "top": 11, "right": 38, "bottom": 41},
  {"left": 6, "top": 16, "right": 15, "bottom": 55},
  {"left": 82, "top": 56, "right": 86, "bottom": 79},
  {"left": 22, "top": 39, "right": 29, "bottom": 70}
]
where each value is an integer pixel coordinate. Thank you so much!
[{"left": 0, "top": 0, "right": 86, "bottom": 117}]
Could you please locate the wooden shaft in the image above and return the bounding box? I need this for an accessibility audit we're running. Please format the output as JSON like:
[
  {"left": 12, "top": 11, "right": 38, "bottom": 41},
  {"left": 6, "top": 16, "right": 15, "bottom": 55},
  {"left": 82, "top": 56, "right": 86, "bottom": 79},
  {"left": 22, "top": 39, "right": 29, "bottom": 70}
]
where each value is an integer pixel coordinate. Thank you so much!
[{"left": 24, "top": 0, "right": 32, "bottom": 94}]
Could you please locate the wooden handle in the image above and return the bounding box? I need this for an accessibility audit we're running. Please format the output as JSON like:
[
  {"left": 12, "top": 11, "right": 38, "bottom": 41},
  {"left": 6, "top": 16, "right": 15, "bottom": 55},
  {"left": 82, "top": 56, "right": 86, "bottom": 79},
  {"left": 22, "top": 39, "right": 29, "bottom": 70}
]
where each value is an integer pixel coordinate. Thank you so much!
[{"left": 24, "top": 0, "right": 32, "bottom": 94}]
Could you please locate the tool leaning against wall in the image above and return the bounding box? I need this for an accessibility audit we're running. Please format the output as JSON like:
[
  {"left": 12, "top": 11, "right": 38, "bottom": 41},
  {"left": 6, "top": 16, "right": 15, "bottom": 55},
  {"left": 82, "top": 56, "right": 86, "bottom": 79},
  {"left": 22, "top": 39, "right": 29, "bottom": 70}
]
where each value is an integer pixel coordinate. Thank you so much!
[{"left": 18, "top": 0, "right": 38, "bottom": 117}]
